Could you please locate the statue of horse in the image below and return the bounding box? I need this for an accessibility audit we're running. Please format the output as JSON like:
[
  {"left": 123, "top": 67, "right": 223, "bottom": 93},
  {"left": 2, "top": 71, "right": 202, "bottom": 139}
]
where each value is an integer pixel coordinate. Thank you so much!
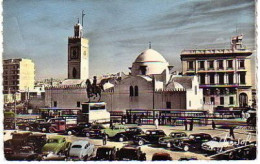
[{"left": 86, "top": 78, "right": 103, "bottom": 102}]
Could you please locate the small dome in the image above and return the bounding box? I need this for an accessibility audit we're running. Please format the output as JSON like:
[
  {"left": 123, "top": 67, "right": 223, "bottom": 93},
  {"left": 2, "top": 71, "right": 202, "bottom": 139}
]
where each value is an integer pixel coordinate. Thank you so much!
[{"left": 135, "top": 49, "right": 167, "bottom": 63}]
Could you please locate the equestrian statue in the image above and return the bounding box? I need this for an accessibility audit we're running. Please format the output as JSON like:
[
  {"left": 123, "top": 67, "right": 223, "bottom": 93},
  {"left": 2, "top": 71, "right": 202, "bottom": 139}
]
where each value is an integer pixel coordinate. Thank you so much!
[{"left": 86, "top": 76, "right": 104, "bottom": 102}]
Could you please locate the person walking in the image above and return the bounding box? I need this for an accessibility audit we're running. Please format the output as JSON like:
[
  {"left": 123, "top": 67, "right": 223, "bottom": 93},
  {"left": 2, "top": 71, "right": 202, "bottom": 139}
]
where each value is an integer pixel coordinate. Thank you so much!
[
  {"left": 229, "top": 127, "right": 235, "bottom": 139},
  {"left": 184, "top": 119, "right": 188, "bottom": 131},
  {"left": 212, "top": 120, "right": 216, "bottom": 130},
  {"left": 103, "top": 133, "right": 108, "bottom": 145},
  {"left": 154, "top": 118, "right": 159, "bottom": 129},
  {"left": 189, "top": 119, "right": 193, "bottom": 131}
]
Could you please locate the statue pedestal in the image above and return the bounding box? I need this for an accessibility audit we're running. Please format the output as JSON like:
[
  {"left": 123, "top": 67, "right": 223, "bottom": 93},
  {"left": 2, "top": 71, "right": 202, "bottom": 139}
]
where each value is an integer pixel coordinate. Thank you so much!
[{"left": 81, "top": 102, "right": 110, "bottom": 123}]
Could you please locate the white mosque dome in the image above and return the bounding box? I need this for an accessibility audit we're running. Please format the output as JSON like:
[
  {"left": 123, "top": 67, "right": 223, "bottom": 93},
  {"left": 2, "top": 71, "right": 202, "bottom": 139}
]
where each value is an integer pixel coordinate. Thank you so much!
[
  {"left": 131, "top": 49, "right": 169, "bottom": 76},
  {"left": 135, "top": 49, "right": 167, "bottom": 63}
]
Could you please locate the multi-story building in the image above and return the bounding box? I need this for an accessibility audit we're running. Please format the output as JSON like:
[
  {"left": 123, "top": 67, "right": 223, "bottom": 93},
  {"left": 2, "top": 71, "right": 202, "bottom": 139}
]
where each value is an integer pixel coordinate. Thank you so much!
[
  {"left": 181, "top": 35, "right": 253, "bottom": 108},
  {"left": 3, "top": 58, "right": 35, "bottom": 102}
]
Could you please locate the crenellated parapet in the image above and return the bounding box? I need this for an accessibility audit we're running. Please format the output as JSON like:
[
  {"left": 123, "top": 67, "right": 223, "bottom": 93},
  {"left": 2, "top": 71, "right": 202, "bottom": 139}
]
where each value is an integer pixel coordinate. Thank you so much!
[{"left": 45, "top": 85, "right": 86, "bottom": 90}]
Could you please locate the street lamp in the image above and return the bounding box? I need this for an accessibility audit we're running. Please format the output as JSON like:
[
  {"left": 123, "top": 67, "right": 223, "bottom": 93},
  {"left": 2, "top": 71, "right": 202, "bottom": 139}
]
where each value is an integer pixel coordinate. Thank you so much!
[{"left": 12, "top": 91, "right": 17, "bottom": 130}]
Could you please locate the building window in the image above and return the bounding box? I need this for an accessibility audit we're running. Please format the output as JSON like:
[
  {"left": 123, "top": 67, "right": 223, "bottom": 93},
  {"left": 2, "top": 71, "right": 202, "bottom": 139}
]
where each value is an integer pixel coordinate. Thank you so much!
[
  {"left": 229, "top": 97, "right": 234, "bottom": 105},
  {"left": 210, "top": 97, "right": 215, "bottom": 105},
  {"left": 210, "top": 73, "right": 215, "bottom": 84},
  {"left": 210, "top": 89, "right": 215, "bottom": 95},
  {"left": 218, "top": 60, "right": 223, "bottom": 69},
  {"left": 77, "top": 101, "right": 81, "bottom": 107},
  {"left": 199, "top": 61, "right": 205, "bottom": 69},
  {"left": 239, "top": 60, "right": 245, "bottom": 68},
  {"left": 134, "top": 86, "right": 139, "bottom": 96},
  {"left": 208, "top": 61, "right": 214, "bottom": 69},
  {"left": 203, "top": 97, "right": 205, "bottom": 103},
  {"left": 200, "top": 74, "right": 205, "bottom": 84},
  {"left": 140, "top": 66, "right": 147, "bottom": 75},
  {"left": 188, "top": 61, "right": 194, "bottom": 70},
  {"left": 240, "top": 72, "right": 246, "bottom": 84},
  {"left": 227, "top": 60, "right": 233, "bottom": 69},
  {"left": 220, "top": 97, "right": 224, "bottom": 105},
  {"left": 53, "top": 101, "right": 57, "bottom": 107},
  {"left": 129, "top": 86, "right": 134, "bottom": 97},
  {"left": 195, "top": 86, "right": 197, "bottom": 95},
  {"left": 166, "top": 102, "right": 171, "bottom": 109},
  {"left": 228, "top": 73, "right": 234, "bottom": 84},
  {"left": 219, "top": 73, "right": 224, "bottom": 84}
]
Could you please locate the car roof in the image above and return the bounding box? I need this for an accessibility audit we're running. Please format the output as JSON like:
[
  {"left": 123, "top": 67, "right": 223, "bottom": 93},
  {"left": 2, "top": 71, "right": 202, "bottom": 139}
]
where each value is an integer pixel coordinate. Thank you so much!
[
  {"left": 71, "top": 140, "right": 89, "bottom": 146},
  {"left": 98, "top": 146, "right": 115, "bottom": 149}
]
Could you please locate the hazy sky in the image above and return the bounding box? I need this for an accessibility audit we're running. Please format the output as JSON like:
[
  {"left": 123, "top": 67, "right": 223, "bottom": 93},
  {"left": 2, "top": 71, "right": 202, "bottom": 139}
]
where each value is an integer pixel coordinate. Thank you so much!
[{"left": 3, "top": 0, "right": 255, "bottom": 80}]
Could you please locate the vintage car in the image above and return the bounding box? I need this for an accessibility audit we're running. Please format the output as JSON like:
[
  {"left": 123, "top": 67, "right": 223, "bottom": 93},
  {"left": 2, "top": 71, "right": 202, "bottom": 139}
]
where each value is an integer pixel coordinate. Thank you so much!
[
  {"left": 201, "top": 137, "right": 235, "bottom": 153},
  {"left": 27, "top": 133, "right": 47, "bottom": 153},
  {"left": 36, "top": 118, "right": 66, "bottom": 133},
  {"left": 91, "top": 146, "right": 117, "bottom": 161},
  {"left": 116, "top": 145, "right": 146, "bottom": 161},
  {"left": 81, "top": 124, "right": 106, "bottom": 137},
  {"left": 101, "top": 124, "right": 126, "bottom": 138},
  {"left": 16, "top": 118, "right": 37, "bottom": 131},
  {"left": 113, "top": 127, "right": 144, "bottom": 142},
  {"left": 158, "top": 132, "right": 187, "bottom": 148},
  {"left": 25, "top": 119, "right": 46, "bottom": 131},
  {"left": 68, "top": 140, "right": 95, "bottom": 160},
  {"left": 173, "top": 133, "right": 212, "bottom": 151},
  {"left": 42, "top": 136, "right": 71, "bottom": 156},
  {"left": 65, "top": 123, "right": 91, "bottom": 135},
  {"left": 5, "top": 146, "right": 41, "bottom": 161},
  {"left": 133, "top": 130, "right": 166, "bottom": 146},
  {"left": 5, "top": 132, "right": 32, "bottom": 150},
  {"left": 152, "top": 153, "right": 172, "bottom": 161}
]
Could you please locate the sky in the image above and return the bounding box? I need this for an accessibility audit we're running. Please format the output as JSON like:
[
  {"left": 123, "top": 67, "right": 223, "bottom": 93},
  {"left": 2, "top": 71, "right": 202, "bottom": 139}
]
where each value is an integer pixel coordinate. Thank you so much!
[{"left": 3, "top": 0, "right": 256, "bottom": 80}]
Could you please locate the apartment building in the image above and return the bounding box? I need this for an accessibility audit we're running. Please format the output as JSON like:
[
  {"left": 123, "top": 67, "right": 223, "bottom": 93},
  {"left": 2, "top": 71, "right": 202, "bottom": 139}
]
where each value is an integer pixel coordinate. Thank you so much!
[{"left": 180, "top": 35, "right": 253, "bottom": 108}]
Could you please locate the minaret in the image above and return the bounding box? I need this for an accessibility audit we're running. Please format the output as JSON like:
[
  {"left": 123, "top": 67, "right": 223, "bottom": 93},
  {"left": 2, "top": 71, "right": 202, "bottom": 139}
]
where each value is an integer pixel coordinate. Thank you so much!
[{"left": 68, "top": 17, "right": 89, "bottom": 80}]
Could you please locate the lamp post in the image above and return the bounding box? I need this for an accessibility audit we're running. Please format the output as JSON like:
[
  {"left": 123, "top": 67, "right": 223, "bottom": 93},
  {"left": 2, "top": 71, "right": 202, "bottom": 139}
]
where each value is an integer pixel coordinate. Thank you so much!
[{"left": 12, "top": 91, "right": 17, "bottom": 130}]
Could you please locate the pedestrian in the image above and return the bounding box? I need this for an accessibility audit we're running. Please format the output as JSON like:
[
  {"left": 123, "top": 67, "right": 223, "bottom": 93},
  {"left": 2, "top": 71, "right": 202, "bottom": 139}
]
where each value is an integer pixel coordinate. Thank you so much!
[
  {"left": 189, "top": 119, "right": 193, "bottom": 131},
  {"left": 154, "top": 118, "right": 159, "bottom": 129},
  {"left": 109, "top": 120, "right": 113, "bottom": 128},
  {"left": 133, "top": 114, "right": 137, "bottom": 124},
  {"left": 212, "top": 120, "right": 216, "bottom": 130},
  {"left": 102, "top": 133, "right": 108, "bottom": 145},
  {"left": 184, "top": 119, "right": 187, "bottom": 130},
  {"left": 168, "top": 116, "right": 172, "bottom": 124},
  {"left": 229, "top": 127, "right": 235, "bottom": 139}
]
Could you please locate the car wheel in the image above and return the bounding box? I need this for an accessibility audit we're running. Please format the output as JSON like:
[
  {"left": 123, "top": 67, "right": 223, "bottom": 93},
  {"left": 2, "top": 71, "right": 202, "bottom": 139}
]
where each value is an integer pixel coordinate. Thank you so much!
[
  {"left": 119, "top": 137, "right": 124, "bottom": 142},
  {"left": 42, "top": 128, "right": 46, "bottom": 132},
  {"left": 183, "top": 145, "right": 189, "bottom": 151},
  {"left": 84, "top": 155, "right": 89, "bottom": 161},
  {"left": 138, "top": 140, "right": 144, "bottom": 146},
  {"left": 49, "top": 128, "right": 55, "bottom": 133},
  {"left": 85, "top": 132, "right": 90, "bottom": 137},
  {"left": 25, "top": 127, "right": 30, "bottom": 131},
  {"left": 166, "top": 142, "right": 171, "bottom": 148},
  {"left": 67, "top": 131, "right": 72, "bottom": 135}
]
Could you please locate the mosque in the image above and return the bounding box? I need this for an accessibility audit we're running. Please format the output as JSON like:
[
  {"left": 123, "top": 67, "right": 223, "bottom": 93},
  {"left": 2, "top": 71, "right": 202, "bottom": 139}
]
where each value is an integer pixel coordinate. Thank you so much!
[{"left": 44, "top": 21, "right": 204, "bottom": 112}]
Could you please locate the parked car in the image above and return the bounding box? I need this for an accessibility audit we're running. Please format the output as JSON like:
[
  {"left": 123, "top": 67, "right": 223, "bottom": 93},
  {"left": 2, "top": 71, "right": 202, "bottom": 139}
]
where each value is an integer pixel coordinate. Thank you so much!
[
  {"left": 42, "top": 136, "right": 71, "bottom": 156},
  {"left": 81, "top": 124, "right": 106, "bottom": 137},
  {"left": 152, "top": 153, "right": 172, "bottom": 161},
  {"left": 5, "top": 132, "right": 32, "bottom": 150},
  {"left": 5, "top": 146, "right": 41, "bottom": 161},
  {"left": 201, "top": 137, "right": 235, "bottom": 153},
  {"left": 65, "top": 123, "right": 91, "bottom": 135},
  {"left": 37, "top": 118, "right": 66, "bottom": 133},
  {"left": 173, "top": 133, "right": 212, "bottom": 151},
  {"left": 158, "top": 132, "right": 187, "bottom": 148},
  {"left": 114, "top": 127, "right": 144, "bottom": 142},
  {"left": 25, "top": 119, "right": 46, "bottom": 131},
  {"left": 101, "top": 124, "right": 126, "bottom": 138},
  {"left": 68, "top": 140, "right": 95, "bottom": 160},
  {"left": 116, "top": 145, "right": 146, "bottom": 161},
  {"left": 27, "top": 133, "right": 47, "bottom": 153},
  {"left": 133, "top": 130, "right": 166, "bottom": 146},
  {"left": 91, "top": 146, "right": 117, "bottom": 161}
]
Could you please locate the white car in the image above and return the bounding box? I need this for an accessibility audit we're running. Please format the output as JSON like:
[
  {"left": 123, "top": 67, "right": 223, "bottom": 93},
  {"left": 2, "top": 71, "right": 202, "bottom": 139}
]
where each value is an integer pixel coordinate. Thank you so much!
[
  {"left": 201, "top": 138, "right": 235, "bottom": 153},
  {"left": 68, "top": 140, "right": 95, "bottom": 160}
]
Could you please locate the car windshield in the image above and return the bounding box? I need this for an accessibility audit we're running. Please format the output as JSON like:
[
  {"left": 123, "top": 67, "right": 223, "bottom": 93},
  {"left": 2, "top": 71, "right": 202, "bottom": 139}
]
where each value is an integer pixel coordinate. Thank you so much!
[
  {"left": 47, "top": 139, "right": 59, "bottom": 143},
  {"left": 189, "top": 135, "right": 195, "bottom": 139},
  {"left": 96, "top": 148, "right": 112, "bottom": 157},
  {"left": 72, "top": 145, "right": 82, "bottom": 148}
]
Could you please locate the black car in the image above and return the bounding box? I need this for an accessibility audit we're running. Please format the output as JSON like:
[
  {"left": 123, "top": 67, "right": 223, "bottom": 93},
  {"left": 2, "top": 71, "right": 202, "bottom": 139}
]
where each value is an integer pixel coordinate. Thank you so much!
[
  {"left": 158, "top": 132, "right": 187, "bottom": 148},
  {"left": 5, "top": 146, "right": 42, "bottom": 161},
  {"left": 91, "top": 146, "right": 117, "bottom": 161},
  {"left": 65, "top": 123, "right": 91, "bottom": 135},
  {"left": 114, "top": 127, "right": 144, "bottom": 142},
  {"left": 27, "top": 133, "right": 47, "bottom": 153},
  {"left": 81, "top": 124, "right": 106, "bottom": 137},
  {"left": 152, "top": 153, "right": 172, "bottom": 161},
  {"left": 5, "top": 132, "right": 32, "bottom": 150},
  {"left": 173, "top": 133, "right": 212, "bottom": 151},
  {"left": 116, "top": 145, "right": 146, "bottom": 161},
  {"left": 133, "top": 130, "right": 166, "bottom": 146}
]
